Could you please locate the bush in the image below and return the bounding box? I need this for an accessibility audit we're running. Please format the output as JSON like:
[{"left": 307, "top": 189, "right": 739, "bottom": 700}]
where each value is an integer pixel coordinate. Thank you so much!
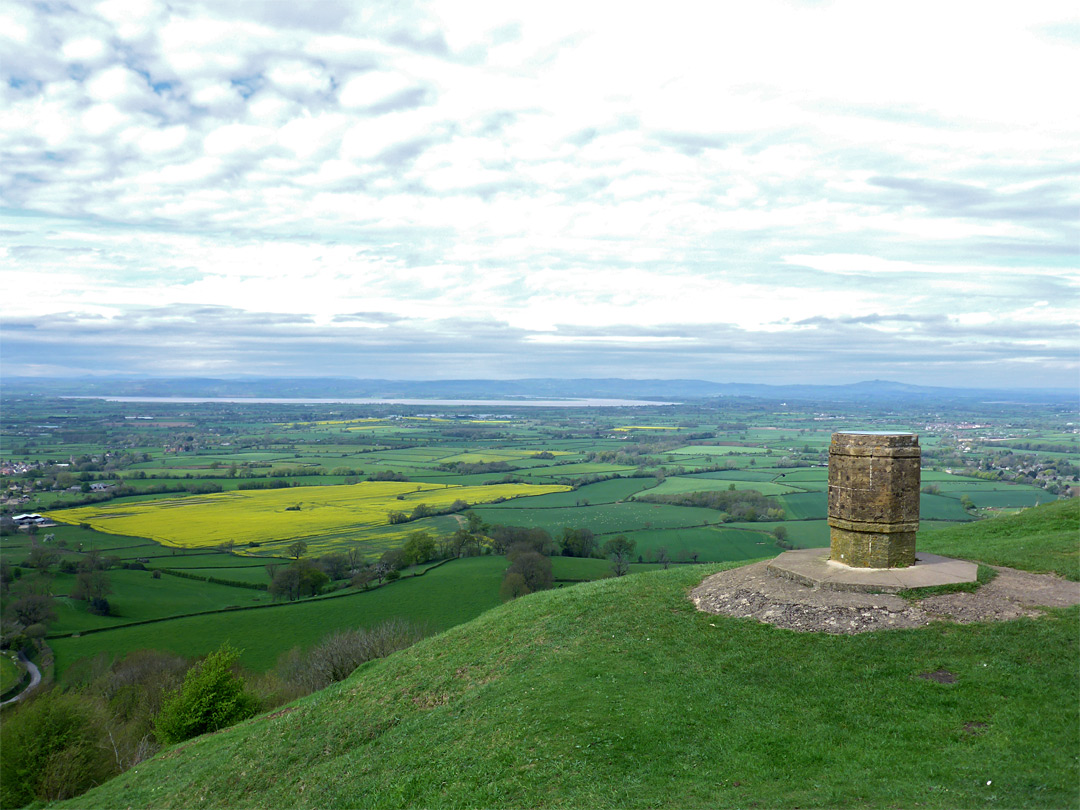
[
  {"left": 0, "top": 689, "right": 114, "bottom": 806},
  {"left": 154, "top": 645, "right": 259, "bottom": 744},
  {"left": 274, "top": 619, "right": 426, "bottom": 695}
]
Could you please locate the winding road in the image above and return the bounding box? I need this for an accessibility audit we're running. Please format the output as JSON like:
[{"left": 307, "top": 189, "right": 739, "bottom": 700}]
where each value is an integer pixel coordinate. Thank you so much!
[{"left": 1, "top": 650, "right": 42, "bottom": 706}]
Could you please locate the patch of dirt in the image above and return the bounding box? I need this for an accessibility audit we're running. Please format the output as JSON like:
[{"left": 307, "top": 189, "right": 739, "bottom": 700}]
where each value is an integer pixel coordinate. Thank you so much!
[
  {"left": 690, "top": 561, "right": 1080, "bottom": 635},
  {"left": 265, "top": 707, "right": 298, "bottom": 720},
  {"left": 917, "top": 668, "right": 957, "bottom": 684}
]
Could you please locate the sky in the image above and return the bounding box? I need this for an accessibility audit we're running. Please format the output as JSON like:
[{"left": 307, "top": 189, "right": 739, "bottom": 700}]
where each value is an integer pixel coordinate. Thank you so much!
[{"left": 1, "top": 0, "right": 1077, "bottom": 388}]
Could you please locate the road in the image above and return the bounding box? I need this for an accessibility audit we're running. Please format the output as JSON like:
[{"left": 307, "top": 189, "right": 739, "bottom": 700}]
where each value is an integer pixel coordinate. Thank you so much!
[{"left": 1, "top": 650, "right": 42, "bottom": 706}]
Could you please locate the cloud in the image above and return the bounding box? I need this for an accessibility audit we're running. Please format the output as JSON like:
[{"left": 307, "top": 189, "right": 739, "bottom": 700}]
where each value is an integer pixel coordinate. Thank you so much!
[{"left": 0, "top": 0, "right": 1076, "bottom": 388}]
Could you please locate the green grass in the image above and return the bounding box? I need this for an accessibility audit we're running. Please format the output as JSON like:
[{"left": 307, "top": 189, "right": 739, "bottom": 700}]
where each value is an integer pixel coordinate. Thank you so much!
[
  {"left": 0, "top": 652, "right": 24, "bottom": 694},
  {"left": 489, "top": 477, "right": 654, "bottom": 508},
  {"left": 641, "top": 477, "right": 800, "bottom": 497},
  {"left": 61, "top": 556, "right": 1079, "bottom": 808},
  {"left": 670, "top": 444, "right": 770, "bottom": 454},
  {"left": 681, "top": 469, "right": 791, "bottom": 482},
  {"left": 473, "top": 501, "right": 728, "bottom": 536},
  {"left": 49, "top": 557, "right": 508, "bottom": 683},
  {"left": 778, "top": 491, "right": 828, "bottom": 520},
  {"left": 730, "top": 519, "right": 830, "bottom": 549},
  {"left": 623, "top": 525, "right": 775, "bottom": 562},
  {"left": 48, "top": 568, "right": 274, "bottom": 634},
  {"left": 918, "top": 499, "right": 1078, "bottom": 580}
]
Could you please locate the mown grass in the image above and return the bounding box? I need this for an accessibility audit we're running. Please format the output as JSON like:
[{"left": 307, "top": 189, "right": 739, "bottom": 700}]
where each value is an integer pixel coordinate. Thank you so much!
[{"left": 61, "top": 559, "right": 1078, "bottom": 809}]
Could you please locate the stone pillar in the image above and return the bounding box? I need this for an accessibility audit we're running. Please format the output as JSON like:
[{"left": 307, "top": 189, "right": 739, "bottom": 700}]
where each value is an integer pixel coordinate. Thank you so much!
[{"left": 828, "top": 432, "right": 920, "bottom": 568}]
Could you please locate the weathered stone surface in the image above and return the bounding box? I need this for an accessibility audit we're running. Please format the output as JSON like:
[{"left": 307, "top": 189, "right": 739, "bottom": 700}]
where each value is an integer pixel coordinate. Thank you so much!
[
  {"left": 828, "top": 432, "right": 920, "bottom": 568},
  {"left": 829, "top": 527, "right": 916, "bottom": 569},
  {"left": 690, "top": 561, "right": 1079, "bottom": 635}
]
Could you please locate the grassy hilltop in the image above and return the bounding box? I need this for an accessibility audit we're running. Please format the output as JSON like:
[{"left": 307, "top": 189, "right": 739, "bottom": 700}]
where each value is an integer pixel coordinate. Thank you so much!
[{"left": 60, "top": 501, "right": 1079, "bottom": 809}]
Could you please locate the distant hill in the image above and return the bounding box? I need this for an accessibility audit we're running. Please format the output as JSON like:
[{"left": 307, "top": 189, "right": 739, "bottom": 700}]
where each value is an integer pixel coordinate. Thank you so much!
[
  {"left": 4, "top": 376, "right": 1075, "bottom": 404},
  {"left": 62, "top": 501, "right": 1079, "bottom": 809}
]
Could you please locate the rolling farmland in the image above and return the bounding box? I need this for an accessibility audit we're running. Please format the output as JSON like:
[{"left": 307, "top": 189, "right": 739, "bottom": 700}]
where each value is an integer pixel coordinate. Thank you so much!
[{"left": 48, "top": 481, "right": 571, "bottom": 556}]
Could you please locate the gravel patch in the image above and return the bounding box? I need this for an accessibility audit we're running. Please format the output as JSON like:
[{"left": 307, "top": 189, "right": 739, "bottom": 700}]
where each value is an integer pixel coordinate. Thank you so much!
[{"left": 690, "top": 561, "right": 1080, "bottom": 635}]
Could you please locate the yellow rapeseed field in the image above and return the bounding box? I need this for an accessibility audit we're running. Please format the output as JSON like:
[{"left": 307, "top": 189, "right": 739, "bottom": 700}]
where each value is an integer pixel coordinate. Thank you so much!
[{"left": 49, "top": 481, "right": 570, "bottom": 552}]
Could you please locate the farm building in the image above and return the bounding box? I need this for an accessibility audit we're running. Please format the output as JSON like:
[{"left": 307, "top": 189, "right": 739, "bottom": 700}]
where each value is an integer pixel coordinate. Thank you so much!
[{"left": 12, "top": 513, "right": 48, "bottom": 526}]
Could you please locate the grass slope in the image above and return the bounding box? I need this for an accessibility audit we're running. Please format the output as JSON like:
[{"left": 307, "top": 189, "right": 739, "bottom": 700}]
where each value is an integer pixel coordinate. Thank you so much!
[
  {"left": 62, "top": 504, "right": 1078, "bottom": 809},
  {"left": 918, "top": 498, "right": 1078, "bottom": 580}
]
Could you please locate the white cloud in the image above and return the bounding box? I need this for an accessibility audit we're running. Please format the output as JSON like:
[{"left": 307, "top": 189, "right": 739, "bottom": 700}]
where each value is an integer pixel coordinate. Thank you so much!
[
  {"left": 61, "top": 36, "right": 110, "bottom": 64},
  {"left": 0, "top": 0, "right": 1075, "bottom": 385},
  {"left": 339, "top": 71, "right": 421, "bottom": 109}
]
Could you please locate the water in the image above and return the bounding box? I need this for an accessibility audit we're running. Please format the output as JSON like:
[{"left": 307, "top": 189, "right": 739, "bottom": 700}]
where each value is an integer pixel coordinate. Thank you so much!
[{"left": 66, "top": 396, "right": 678, "bottom": 408}]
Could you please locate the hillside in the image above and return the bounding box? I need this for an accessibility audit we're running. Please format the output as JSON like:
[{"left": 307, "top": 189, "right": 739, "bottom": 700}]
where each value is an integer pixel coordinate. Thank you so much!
[{"left": 61, "top": 502, "right": 1078, "bottom": 809}]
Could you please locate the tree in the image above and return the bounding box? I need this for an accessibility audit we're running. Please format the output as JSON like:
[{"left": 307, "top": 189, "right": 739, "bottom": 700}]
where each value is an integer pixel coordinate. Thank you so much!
[
  {"left": 154, "top": 645, "right": 259, "bottom": 744},
  {"left": 70, "top": 569, "right": 112, "bottom": 602},
  {"left": 602, "top": 535, "right": 636, "bottom": 577},
  {"left": 655, "top": 546, "right": 671, "bottom": 569},
  {"left": 317, "top": 553, "right": 349, "bottom": 581},
  {"left": 380, "top": 548, "right": 407, "bottom": 572},
  {"left": 402, "top": 531, "right": 436, "bottom": 566},
  {"left": 268, "top": 560, "right": 327, "bottom": 601},
  {"left": 464, "top": 510, "right": 485, "bottom": 535},
  {"left": 11, "top": 593, "right": 57, "bottom": 627},
  {"left": 499, "top": 572, "right": 530, "bottom": 601},
  {"left": 287, "top": 540, "right": 308, "bottom": 560},
  {"left": 26, "top": 543, "right": 59, "bottom": 572},
  {"left": 504, "top": 549, "right": 553, "bottom": 594},
  {"left": 559, "top": 527, "right": 597, "bottom": 558}
]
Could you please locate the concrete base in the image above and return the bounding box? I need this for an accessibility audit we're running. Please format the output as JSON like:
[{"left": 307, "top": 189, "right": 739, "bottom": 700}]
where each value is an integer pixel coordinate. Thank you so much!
[{"left": 766, "top": 548, "right": 978, "bottom": 594}]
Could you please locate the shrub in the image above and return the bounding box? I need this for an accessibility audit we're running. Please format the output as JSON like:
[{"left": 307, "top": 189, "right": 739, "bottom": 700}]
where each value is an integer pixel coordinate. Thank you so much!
[
  {"left": 0, "top": 689, "right": 114, "bottom": 805},
  {"left": 154, "top": 645, "right": 259, "bottom": 744},
  {"left": 275, "top": 619, "right": 426, "bottom": 695}
]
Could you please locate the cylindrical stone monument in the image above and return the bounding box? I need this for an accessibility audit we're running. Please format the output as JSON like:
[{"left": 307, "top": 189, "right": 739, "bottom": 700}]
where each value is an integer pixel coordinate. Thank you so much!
[{"left": 828, "top": 432, "right": 920, "bottom": 568}]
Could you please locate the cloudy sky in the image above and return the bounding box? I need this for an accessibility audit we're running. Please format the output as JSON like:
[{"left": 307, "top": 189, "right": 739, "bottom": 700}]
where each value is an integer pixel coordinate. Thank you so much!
[{"left": 1, "top": 0, "right": 1076, "bottom": 387}]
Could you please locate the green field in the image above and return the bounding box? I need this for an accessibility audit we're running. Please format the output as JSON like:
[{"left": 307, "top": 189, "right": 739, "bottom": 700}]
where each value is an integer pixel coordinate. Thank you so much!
[
  {"left": 474, "top": 500, "right": 729, "bottom": 536},
  {"left": 670, "top": 444, "right": 771, "bottom": 455},
  {"left": 48, "top": 568, "right": 274, "bottom": 634},
  {"left": 622, "top": 525, "right": 775, "bottom": 562},
  {"left": 49, "top": 557, "right": 508, "bottom": 682},
  {"left": 777, "top": 491, "right": 827, "bottom": 520},
  {"left": 641, "top": 477, "right": 801, "bottom": 497},
  {"left": 490, "top": 477, "right": 655, "bottom": 508}
]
